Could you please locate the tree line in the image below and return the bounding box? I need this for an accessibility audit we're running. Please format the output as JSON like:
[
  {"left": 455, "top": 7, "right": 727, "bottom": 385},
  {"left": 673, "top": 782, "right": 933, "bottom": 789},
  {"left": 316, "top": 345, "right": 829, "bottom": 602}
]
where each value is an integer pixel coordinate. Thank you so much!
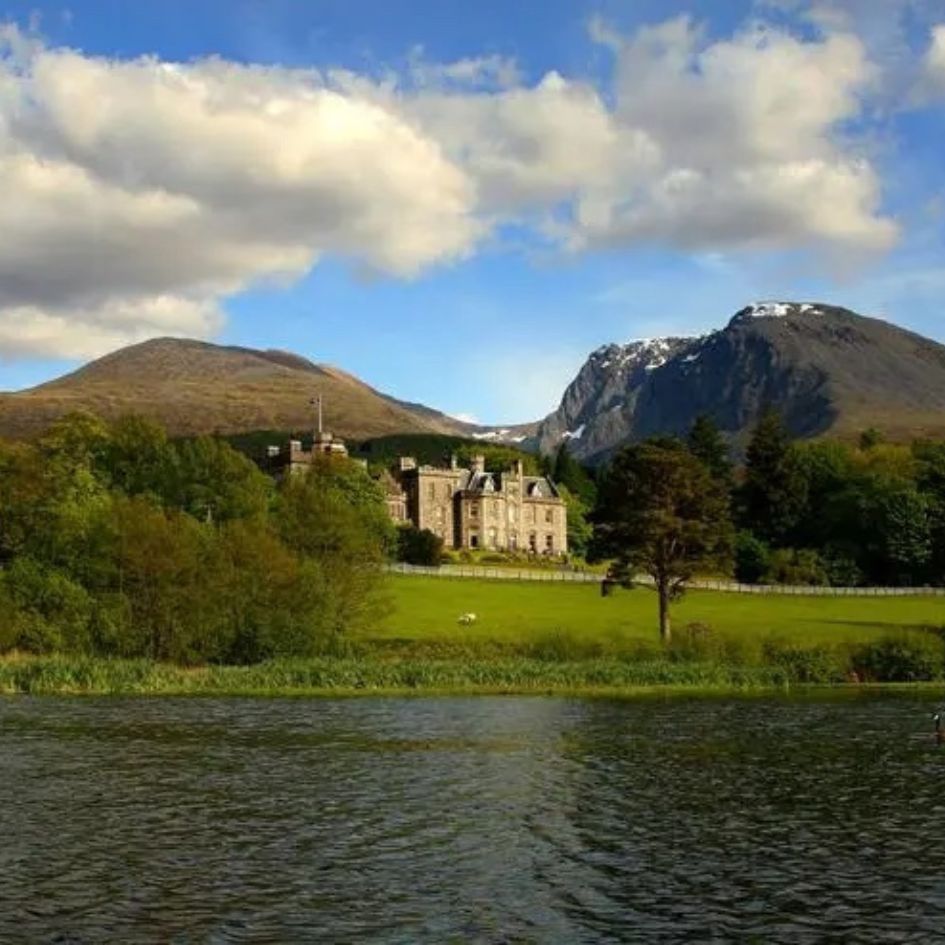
[
  {"left": 0, "top": 413, "right": 393, "bottom": 663},
  {"left": 589, "top": 413, "right": 945, "bottom": 639}
]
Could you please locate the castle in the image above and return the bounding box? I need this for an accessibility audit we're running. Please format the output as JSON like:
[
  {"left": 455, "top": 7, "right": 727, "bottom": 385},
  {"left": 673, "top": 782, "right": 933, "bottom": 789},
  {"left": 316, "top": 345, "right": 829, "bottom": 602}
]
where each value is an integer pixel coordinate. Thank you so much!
[
  {"left": 266, "top": 394, "right": 353, "bottom": 476},
  {"left": 388, "top": 454, "right": 568, "bottom": 555},
  {"left": 268, "top": 396, "right": 568, "bottom": 554}
]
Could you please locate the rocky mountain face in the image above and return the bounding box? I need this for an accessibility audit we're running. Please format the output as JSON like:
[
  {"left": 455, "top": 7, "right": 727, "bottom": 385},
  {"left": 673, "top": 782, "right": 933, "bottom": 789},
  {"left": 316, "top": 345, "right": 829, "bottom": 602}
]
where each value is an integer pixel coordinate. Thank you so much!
[
  {"left": 532, "top": 302, "right": 945, "bottom": 463},
  {"left": 0, "top": 338, "right": 478, "bottom": 441}
]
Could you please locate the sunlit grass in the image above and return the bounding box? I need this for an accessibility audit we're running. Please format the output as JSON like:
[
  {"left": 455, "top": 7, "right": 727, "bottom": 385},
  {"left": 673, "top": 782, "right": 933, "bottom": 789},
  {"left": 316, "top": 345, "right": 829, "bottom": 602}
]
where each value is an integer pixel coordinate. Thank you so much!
[
  {"left": 2, "top": 578, "right": 943, "bottom": 696},
  {"left": 0, "top": 654, "right": 792, "bottom": 696},
  {"left": 377, "top": 576, "right": 944, "bottom": 652}
]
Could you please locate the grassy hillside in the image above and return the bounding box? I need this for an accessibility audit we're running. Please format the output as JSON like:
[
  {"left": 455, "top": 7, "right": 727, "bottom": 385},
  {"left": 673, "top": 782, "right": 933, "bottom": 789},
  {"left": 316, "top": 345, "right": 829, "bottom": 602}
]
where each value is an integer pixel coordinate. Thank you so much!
[{"left": 0, "top": 338, "right": 476, "bottom": 441}]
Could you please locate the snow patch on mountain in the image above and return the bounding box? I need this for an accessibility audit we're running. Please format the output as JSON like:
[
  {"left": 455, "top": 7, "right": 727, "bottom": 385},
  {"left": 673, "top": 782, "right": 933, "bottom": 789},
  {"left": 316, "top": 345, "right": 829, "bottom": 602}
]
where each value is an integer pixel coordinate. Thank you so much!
[
  {"left": 471, "top": 428, "right": 526, "bottom": 443},
  {"left": 732, "top": 301, "right": 826, "bottom": 323}
]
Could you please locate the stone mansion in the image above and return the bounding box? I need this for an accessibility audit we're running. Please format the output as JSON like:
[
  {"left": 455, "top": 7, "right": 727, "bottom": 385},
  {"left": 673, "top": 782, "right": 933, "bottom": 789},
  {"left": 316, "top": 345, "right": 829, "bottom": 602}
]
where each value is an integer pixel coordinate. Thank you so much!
[
  {"left": 388, "top": 454, "right": 568, "bottom": 555},
  {"left": 264, "top": 398, "right": 568, "bottom": 555}
]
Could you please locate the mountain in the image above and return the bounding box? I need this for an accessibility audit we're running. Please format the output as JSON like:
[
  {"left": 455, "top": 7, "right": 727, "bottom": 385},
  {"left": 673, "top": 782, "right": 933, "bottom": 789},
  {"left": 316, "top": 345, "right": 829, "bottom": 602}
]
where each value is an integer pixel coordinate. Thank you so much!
[
  {"left": 0, "top": 338, "right": 478, "bottom": 441},
  {"left": 533, "top": 302, "right": 945, "bottom": 463}
]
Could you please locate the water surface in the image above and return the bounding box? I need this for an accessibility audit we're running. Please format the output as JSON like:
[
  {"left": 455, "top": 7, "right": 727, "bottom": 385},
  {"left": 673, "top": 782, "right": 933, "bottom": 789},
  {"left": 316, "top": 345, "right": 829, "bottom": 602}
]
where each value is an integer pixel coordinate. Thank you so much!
[{"left": 1, "top": 694, "right": 944, "bottom": 943}]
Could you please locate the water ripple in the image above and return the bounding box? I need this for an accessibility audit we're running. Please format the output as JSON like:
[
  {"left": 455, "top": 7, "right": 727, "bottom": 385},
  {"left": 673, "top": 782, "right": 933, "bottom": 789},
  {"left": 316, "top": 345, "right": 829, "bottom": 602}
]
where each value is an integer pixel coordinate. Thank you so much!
[{"left": 1, "top": 694, "right": 944, "bottom": 943}]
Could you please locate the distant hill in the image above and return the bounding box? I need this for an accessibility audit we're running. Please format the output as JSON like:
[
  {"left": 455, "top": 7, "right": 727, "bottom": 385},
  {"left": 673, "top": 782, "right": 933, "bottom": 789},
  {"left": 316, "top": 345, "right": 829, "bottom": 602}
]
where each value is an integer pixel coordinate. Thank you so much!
[
  {"left": 531, "top": 302, "right": 945, "bottom": 462},
  {"left": 0, "top": 338, "right": 478, "bottom": 441}
]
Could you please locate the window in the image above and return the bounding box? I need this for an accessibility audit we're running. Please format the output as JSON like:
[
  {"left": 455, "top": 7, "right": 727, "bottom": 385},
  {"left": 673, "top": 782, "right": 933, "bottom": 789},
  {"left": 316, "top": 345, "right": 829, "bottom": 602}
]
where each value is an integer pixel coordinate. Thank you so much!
[
  {"left": 470, "top": 533, "right": 479, "bottom": 548},
  {"left": 545, "top": 509, "right": 554, "bottom": 524},
  {"left": 528, "top": 533, "right": 537, "bottom": 552},
  {"left": 428, "top": 482, "right": 435, "bottom": 500},
  {"left": 469, "top": 503, "right": 479, "bottom": 519},
  {"left": 510, "top": 533, "right": 518, "bottom": 550},
  {"left": 488, "top": 527, "right": 498, "bottom": 548},
  {"left": 545, "top": 534, "right": 554, "bottom": 553}
]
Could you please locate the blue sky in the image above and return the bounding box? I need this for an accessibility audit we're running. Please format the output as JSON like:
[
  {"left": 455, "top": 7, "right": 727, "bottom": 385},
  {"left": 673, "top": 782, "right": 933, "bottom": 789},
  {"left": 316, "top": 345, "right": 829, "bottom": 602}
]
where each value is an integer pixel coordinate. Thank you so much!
[{"left": 1, "top": 0, "right": 944, "bottom": 423}]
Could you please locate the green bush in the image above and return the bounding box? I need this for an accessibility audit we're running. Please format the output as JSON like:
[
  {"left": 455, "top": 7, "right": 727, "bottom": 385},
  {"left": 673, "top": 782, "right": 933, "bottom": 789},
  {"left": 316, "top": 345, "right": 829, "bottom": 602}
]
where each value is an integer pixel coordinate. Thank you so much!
[
  {"left": 396, "top": 525, "right": 444, "bottom": 566},
  {"left": 821, "top": 545, "right": 863, "bottom": 587},
  {"left": 852, "top": 632, "right": 945, "bottom": 682},
  {"left": 0, "top": 559, "right": 95, "bottom": 654},
  {"left": 766, "top": 548, "right": 829, "bottom": 586},
  {"left": 761, "top": 640, "right": 848, "bottom": 683},
  {"left": 734, "top": 532, "right": 770, "bottom": 584}
]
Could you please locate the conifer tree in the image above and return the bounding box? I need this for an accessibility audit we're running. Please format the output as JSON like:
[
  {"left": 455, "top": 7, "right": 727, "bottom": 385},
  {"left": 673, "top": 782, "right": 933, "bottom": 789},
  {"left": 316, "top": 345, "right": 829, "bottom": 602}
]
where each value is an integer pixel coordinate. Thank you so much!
[
  {"left": 687, "top": 414, "right": 733, "bottom": 485},
  {"left": 741, "top": 411, "right": 808, "bottom": 545}
]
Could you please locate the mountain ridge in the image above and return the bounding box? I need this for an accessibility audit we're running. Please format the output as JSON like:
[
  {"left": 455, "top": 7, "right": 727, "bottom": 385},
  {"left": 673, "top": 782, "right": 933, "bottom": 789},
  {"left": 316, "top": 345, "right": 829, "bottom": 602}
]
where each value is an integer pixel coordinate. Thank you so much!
[
  {"left": 3, "top": 302, "right": 945, "bottom": 454},
  {"left": 0, "top": 337, "right": 483, "bottom": 442},
  {"left": 530, "top": 302, "right": 945, "bottom": 462}
]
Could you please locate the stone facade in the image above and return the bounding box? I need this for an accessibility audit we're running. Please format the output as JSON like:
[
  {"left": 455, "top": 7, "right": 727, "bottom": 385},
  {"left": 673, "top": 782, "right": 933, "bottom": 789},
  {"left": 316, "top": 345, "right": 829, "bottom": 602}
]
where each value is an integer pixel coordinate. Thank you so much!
[{"left": 394, "top": 454, "right": 567, "bottom": 555}]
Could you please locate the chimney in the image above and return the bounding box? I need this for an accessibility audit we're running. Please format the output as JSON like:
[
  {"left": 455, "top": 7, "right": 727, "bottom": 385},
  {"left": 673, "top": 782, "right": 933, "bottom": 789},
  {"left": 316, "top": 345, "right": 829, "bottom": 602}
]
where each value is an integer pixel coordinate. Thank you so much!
[
  {"left": 450, "top": 453, "right": 458, "bottom": 470},
  {"left": 472, "top": 454, "right": 486, "bottom": 474},
  {"left": 513, "top": 460, "right": 523, "bottom": 478}
]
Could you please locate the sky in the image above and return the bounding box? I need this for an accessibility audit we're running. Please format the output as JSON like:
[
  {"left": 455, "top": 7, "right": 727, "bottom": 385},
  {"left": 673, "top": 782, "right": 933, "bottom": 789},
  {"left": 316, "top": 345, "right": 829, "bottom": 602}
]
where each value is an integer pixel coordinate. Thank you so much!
[{"left": 0, "top": 0, "right": 944, "bottom": 424}]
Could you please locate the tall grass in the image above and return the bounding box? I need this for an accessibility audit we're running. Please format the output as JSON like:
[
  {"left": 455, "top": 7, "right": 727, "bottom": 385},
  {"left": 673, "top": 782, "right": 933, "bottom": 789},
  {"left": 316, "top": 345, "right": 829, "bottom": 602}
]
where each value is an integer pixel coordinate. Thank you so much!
[
  {"left": 2, "top": 626, "right": 943, "bottom": 697},
  {"left": 0, "top": 655, "right": 787, "bottom": 696}
]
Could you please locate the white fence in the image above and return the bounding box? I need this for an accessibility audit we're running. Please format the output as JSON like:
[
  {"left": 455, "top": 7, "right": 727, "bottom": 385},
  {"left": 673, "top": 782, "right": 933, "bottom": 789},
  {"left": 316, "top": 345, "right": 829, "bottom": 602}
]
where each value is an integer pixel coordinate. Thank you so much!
[
  {"left": 386, "top": 563, "right": 600, "bottom": 583},
  {"left": 385, "top": 562, "right": 945, "bottom": 597}
]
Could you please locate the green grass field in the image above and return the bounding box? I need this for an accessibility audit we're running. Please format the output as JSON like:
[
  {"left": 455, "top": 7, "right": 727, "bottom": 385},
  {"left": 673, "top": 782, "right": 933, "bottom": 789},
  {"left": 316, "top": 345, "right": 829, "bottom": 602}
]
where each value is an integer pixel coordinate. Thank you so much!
[
  {"left": 376, "top": 576, "right": 944, "bottom": 652},
  {"left": 2, "top": 577, "right": 943, "bottom": 697}
]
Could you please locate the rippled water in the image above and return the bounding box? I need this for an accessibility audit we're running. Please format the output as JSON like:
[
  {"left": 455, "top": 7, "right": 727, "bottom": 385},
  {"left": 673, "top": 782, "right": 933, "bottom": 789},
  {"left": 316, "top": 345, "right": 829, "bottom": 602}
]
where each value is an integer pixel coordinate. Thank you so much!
[{"left": 2, "top": 695, "right": 945, "bottom": 943}]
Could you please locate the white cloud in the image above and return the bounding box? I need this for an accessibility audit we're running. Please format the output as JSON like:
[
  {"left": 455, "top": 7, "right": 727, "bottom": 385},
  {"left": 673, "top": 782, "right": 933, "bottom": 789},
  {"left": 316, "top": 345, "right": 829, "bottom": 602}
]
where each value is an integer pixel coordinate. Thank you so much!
[
  {"left": 408, "top": 49, "right": 522, "bottom": 90},
  {"left": 0, "top": 296, "right": 223, "bottom": 361},
  {"left": 392, "top": 16, "right": 896, "bottom": 261},
  {"left": 0, "top": 28, "right": 480, "bottom": 358},
  {"left": 568, "top": 18, "right": 895, "bottom": 259},
  {"left": 0, "top": 16, "right": 903, "bottom": 361}
]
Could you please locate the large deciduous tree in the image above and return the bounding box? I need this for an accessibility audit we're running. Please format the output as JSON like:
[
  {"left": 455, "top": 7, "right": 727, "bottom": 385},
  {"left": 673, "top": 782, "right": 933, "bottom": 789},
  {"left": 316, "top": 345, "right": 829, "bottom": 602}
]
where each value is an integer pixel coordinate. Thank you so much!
[{"left": 593, "top": 438, "right": 733, "bottom": 642}]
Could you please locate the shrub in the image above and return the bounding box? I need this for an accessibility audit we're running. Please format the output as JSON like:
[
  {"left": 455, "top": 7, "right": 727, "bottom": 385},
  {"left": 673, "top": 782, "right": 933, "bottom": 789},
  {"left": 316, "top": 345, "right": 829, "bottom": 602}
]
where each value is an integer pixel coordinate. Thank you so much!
[
  {"left": 821, "top": 545, "right": 863, "bottom": 587},
  {"left": 852, "top": 632, "right": 945, "bottom": 682},
  {"left": 0, "top": 558, "right": 94, "bottom": 654},
  {"left": 734, "top": 532, "right": 770, "bottom": 584},
  {"left": 396, "top": 525, "right": 444, "bottom": 566},
  {"left": 766, "top": 548, "right": 829, "bottom": 586},
  {"left": 761, "top": 640, "right": 848, "bottom": 683}
]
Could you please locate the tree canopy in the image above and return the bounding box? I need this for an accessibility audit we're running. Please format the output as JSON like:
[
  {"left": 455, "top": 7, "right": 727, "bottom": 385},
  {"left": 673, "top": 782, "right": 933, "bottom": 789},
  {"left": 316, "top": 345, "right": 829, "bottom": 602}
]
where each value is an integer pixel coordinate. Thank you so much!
[
  {"left": 0, "top": 413, "right": 392, "bottom": 663},
  {"left": 593, "top": 438, "right": 733, "bottom": 641}
]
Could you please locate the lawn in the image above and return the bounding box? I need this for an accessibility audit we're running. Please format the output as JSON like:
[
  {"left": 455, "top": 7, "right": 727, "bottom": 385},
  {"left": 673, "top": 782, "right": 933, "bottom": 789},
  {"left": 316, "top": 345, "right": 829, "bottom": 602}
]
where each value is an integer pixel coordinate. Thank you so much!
[
  {"left": 377, "top": 576, "right": 945, "bottom": 651},
  {"left": 3, "top": 577, "right": 943, "bottom": 698}
]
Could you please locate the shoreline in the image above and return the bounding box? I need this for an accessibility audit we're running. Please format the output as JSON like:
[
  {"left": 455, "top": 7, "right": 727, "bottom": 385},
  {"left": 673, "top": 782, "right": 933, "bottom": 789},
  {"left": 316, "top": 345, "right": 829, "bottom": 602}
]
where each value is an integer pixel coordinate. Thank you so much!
[{"left": 1, "top": 656, "right": 942, "bottom": 699}]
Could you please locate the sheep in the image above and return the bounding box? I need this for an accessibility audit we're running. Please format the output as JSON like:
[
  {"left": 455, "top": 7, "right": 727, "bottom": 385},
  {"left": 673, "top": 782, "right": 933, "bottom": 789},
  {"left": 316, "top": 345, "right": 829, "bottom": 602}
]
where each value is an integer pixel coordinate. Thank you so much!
[{"left": 457, "top": 613, "right": 478, "bottom": 625}]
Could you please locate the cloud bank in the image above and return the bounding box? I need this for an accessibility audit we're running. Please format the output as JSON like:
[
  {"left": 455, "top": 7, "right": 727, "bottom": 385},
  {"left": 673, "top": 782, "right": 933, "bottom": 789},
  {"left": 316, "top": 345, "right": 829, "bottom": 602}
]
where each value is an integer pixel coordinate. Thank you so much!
[{"left": 0, "top": 14, "right": 911, "bottom": 359}]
